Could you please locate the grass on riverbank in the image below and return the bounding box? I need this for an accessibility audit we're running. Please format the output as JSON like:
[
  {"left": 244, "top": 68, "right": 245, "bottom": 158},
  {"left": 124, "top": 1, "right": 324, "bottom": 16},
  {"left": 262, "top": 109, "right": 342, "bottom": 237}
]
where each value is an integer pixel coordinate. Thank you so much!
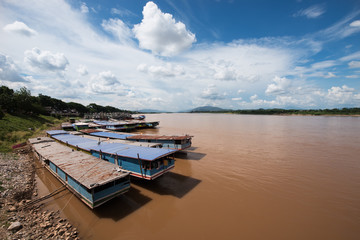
[{"left": 0, "top": 113, "right": 64, "bottom": 152}]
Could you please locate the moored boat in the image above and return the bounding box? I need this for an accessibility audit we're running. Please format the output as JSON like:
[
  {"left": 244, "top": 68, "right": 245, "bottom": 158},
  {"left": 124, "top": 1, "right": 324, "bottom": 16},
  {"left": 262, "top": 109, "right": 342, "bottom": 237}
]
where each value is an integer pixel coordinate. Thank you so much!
[
  {"left": 29, "top": 137, "right": 131, "bottom": 208},
  {"left": 46, "top": 130, "right": 178, "bottom": 180}
]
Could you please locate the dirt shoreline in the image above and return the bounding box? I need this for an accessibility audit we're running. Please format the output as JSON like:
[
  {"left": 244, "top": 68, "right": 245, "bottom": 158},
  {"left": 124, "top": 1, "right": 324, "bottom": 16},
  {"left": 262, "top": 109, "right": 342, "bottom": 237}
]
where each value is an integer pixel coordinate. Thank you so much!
[{"left": 0, "top": 146, "right": 80, "bottom": 240}]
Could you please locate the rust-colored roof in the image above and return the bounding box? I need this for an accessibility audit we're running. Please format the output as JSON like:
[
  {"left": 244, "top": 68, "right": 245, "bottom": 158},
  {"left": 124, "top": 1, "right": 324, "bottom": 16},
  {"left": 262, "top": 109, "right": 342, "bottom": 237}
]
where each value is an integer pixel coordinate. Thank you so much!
[
  {"left": 126, "top": 135, "right": 192, "bottom": 141},
  {"left": 80, "top": 129, "right": 101, "bottom": 134},
  {"left": 30, "top": 137, "right": 129, "bottom": 189}
]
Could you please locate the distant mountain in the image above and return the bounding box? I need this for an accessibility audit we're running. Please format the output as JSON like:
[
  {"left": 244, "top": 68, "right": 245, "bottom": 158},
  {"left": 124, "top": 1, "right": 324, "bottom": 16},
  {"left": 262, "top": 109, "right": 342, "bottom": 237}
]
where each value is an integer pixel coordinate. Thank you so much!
[{"left": 190, "top": 106, "right": 227, "bottom": 112}]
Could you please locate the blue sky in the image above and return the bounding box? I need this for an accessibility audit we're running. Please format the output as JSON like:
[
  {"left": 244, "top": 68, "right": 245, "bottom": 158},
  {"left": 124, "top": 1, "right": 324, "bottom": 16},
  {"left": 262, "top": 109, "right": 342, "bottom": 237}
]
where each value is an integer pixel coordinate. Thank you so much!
[{"left": 1, "top": 0, "right": 360, "bottom": 111}]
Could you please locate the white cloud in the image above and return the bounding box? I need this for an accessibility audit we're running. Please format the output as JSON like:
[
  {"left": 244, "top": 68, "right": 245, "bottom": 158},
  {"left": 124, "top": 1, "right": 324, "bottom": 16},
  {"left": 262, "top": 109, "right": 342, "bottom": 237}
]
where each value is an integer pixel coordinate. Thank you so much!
[
  {"left": 238, "top": 89, "right": 245, "bottom": 94},
  {"left": 294, "top": 4, "right": 325, "bottom": 19},
  {"left": 111, "top": 7, "right": 136, "bottom": 17},
  {"left": 77, "top": 64, "right": 88, "bottom": 76},
  {"left": 3, "top": 21, "right": 37, "bottom": 37},
  {"left": 340, "top": 51, "right": 360, "bottom": 61},
  {"left": 133, "top": 1, "right": 196, "bottom": 56},
  {"left": 201, "top": 84, "right": 226, "bottom": 100},
  {"left": 346, "top": 75, "right": 359, "bottom": 78},
  {"left": 232, "top": 97, "right": 242, "bottom": 101},
  {"left": 102, "top": 18, "right": 134, "bottom": 45},
  {"left": 211, "top": 60, "right": 238, "bottom": 81},
  {"left": 0, "top": 53, "right": 27, "bottom": 82},
  {"left": 348, "top": 61, "right": 360, "bottom": 68},
  {"left": 137, "top": 63, "right": 185, "bottom": 78},
  {"left": 24, "top": 47, "right": 69, "bottom": 72},
  {"left": 311, "top": 60, "right": 337, "bottom": 69},
  {"left": 327, "top": 85, "right": 359, "bottom": 104},
  {"left": 265, "top": 76, "right": 292, "bottom": 95},
  {"left": 88, "top": 71, "right": 128, "bottom": 95},
  {"left": 80, "top": 2, "right": 89, "bottom": 14},
  {"left": 350, "top": 20, "right": 360, "bottom": 27},
  {"left": 324, "top": 72, "right": 336, "bottom": 78}
]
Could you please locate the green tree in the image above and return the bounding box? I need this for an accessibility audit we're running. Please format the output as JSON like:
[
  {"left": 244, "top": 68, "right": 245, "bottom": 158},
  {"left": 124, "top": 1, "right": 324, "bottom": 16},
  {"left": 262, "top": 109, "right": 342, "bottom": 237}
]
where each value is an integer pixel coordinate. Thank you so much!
[{"left": 0, "top": 85, "right": 15, "bottom": 112}]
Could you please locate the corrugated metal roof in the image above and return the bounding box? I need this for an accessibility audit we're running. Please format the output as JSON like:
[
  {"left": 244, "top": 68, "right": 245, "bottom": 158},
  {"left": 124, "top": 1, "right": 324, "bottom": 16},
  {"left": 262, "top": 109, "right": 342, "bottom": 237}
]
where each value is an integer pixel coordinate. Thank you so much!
[
  {"left": 52, "top": 134, "right": 100, "bottom": 151},
  {"left": 75, "top": 134, "right": 162, "bottom": 148},
  {"left": 47, "top": 130, "right": 69, "bottom": 136},
  {"left": 94, "top": 120, "right": 134, "bottom": 126},
  {"left": 90, "top": 131, "right": 132, "bottom": 140},
  {"left": 91, "top": 143, "right": 177, "bottom": 161},
  {"left": 30, "top": 137, "right": 129, "bottom": 189},
  {"left": 50, "top": 131, "right": 173, "bottom": 159},
  {"left": 126, "top": 134, "right": 193, "bottom": 141}
]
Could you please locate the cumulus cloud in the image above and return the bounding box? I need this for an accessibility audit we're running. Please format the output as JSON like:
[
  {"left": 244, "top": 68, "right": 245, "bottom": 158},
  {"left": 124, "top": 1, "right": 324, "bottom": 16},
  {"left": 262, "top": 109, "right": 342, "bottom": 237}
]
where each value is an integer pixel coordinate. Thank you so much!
[
  {"left": 294, "top": 4, "right": 325, "bottom": 19},
  {"left": 24, "top": 48, "right": 69, "bottom": 72},
  {"left": 327, "top": 85, "right": 360, "bottom": 104},
  {"left": 0, "top": 54, "right": 27, "bottom": 82},
  {"left": 102, "top": 18, "right": 133, "bottom": 45},
  {"left": 265, "top": 76, "right": 292, "bottom": 95},
  {"left": 137, "top": 63, "right": 185, "bottom": 77},
  {"left": 133, "top": 1, "right": 196, "bottom": 56},
  {"left": 77, "top": 64, "right": 88, "bottom": 76},
  {"left": 3, "top": 21, "right": 37, "bottom": 37},
  {"left": 211, "top": 60, "right": 238, "bottom": 81},
  {"left": 88, "top": 71, "right": 130, "bottom": 96}
]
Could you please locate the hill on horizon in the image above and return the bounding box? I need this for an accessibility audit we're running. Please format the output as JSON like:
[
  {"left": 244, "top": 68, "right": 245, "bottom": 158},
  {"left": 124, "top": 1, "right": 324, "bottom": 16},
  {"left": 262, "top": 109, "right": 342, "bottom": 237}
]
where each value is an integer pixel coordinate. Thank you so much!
[{"left": 190, "top": 106, "right": 227, "bottom": 112}]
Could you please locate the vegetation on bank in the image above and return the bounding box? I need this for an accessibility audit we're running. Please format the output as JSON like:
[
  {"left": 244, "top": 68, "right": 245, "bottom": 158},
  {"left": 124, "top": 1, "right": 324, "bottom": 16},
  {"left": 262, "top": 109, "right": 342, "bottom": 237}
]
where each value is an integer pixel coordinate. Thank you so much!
[
  {"left": 191, "top": 108, "right": 360, "bottom": 115},
  {"left": 0, "top": 113, "right": 64, "bottom": 152},
  {"left": 0, "top": 85, "right": 132, "bottom": 119}
]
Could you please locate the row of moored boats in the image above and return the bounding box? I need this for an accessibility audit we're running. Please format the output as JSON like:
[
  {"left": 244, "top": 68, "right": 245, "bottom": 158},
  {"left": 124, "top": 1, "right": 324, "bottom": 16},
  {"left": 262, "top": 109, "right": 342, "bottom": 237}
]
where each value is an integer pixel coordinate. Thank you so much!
[{"left": 29, "top": 119, "right": 193, "bottom": 209}]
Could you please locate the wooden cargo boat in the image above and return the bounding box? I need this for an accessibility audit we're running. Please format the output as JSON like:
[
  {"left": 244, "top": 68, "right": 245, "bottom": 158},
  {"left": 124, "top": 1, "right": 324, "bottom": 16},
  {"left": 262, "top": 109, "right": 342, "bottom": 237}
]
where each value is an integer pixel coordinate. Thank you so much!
[{"left": 29, "top": 137, "right": 131, "bottom": 208}]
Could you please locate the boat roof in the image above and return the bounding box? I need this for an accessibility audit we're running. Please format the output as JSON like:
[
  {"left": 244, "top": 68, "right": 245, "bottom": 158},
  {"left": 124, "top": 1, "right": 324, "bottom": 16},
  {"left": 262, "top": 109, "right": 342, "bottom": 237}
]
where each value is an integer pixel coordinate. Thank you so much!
[
  {"left": 94, "top": 120, "right": 134, "bottom": 126},
  {"left": 30, "top": 137, "right": 129, "bottom": 189},
  {"left": 91, "top": 143, "right": 177, "bottom": 161},
  {"left": 90, "top": 131, "right": 132, "bottom": 140},
  {"left": 51, "top": 133, "right": 99, "bottom": 151},
  {"left": 79, "top": 129, "right": 100, "bottom": 134},
  {"left": 47, "top": 130, "right": 69, "bottom": 136},
  {"left": 47, "top": 131, "right": 176, "bottom": 160},
  {"left": 73, "top": 132, "right": 162, "bottom": 148},
  {"left": 72, "top": 122, "right": 89, "bottom": 126},
  {"left": 126, "top": 134, "right": 192, "bottom": 141}
]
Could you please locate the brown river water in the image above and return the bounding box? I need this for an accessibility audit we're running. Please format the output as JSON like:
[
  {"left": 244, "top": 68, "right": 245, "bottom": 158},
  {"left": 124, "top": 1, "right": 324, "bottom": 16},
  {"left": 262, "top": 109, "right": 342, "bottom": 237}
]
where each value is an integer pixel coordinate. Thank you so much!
[{"left": 35, "top": 113, "right": 360, "bottom": 240}]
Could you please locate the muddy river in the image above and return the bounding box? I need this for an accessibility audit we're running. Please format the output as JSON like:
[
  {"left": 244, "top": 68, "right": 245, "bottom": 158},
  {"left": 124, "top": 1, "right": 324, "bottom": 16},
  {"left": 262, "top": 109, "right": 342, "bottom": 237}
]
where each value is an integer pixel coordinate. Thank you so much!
[{"left": 36, "top": 113, "right": 360, "bottom": 239}]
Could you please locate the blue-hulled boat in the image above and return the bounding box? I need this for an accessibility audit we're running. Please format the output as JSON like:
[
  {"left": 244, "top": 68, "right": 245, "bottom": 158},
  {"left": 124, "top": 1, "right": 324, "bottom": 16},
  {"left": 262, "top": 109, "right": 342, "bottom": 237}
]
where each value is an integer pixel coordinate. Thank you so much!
[
  {"left": 46, "top": 130, "right": 177, "bottom": 180},
  {"left": 90, "top": 143, "right": 177, "bottom": 180},
  {"left": 29, "top": 137, "right": 131, "bottom": 208}
]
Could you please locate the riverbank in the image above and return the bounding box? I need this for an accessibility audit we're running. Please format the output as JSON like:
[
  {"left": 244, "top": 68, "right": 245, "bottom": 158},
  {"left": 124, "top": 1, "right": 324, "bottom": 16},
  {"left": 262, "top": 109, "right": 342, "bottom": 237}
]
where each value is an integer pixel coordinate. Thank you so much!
[{"left": 0, "top": 145, "right": 79, "bottom": 239}]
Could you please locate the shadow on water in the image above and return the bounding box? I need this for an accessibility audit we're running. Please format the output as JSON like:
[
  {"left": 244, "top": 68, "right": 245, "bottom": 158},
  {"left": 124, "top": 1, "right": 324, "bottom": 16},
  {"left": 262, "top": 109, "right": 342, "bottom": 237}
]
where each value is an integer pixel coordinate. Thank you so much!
[
  {"left": 131, "top": 172, "right": 201, "bottom": 198},
  {"left": 175, "top": 151, "right": 206, "bottom": 160},
  {"left": 93, "top": 187, "right": 152, "bottom": 221}
]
